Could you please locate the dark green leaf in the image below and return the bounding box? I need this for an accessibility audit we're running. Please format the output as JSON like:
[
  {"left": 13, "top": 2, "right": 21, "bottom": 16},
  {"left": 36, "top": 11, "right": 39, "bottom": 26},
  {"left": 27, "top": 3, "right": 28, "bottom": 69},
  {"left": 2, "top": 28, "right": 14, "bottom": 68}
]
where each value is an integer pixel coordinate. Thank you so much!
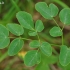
[
  {"left": 35, "top": 20, "right": 44, "bottom": 32},
  {"left": 59, "top": 8, "right": 70, "bottom": 25},
  {"left": 35, "top": 64, "right": 50, "bottom": 70},
  {"left": 24, "top": 50, "right": 41, "bottom": 66},
  {"left": 40, "top": 42, "right": 52, "bottom": 56},
  {"left": 29, "top": 40, "right": 40, "bottom": 48},
  {"left": 49, "top": 3, "right": 59, "bottom": 18},
  {"left": 28, "top": 31, "right": 37, "bottom": 36},
  {"left": 59, "top": 45, "right": 70, "bottom": 66},
  {"left": 0, "top": 24, "right": 10, "bottom": 49},
  {"left": 49, "top": 26, "right": 62, "bottom": 37},
  {"left": 0, "top": 37, "right": 10, "bottom": 49},
  {"left": 8, "top": 38, "right": 24, "bottom": 56},
  {"left": 16, "top": 11, "right": 34, "bottom": 30},
  {"left": 35, "top": 2, "right": 58, "bottom": 19},
  {"left": 7, "top": 23, "right": 24, "bottom": 36}
]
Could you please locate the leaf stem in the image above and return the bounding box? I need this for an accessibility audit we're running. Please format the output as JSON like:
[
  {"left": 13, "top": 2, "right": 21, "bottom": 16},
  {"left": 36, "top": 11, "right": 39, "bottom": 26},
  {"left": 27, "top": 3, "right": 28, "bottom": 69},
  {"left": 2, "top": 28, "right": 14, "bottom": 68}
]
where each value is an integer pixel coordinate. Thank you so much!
[
  {"left": 61, "top": 25, "right": 64, "bottom": 45},
  {"left": 51, "top": 44, "right": 60, "bottom": 47},
  {"left": 20, "top": 38, "right": 31, "bottom": 40},
  {"left": 61, "top": 24, "right": 65, "bottom": 31},
  {"left": 9, "top": 37, "right": 16, "bottom": 38},
  {"left": 53, "top": 18, "right": 60, "bottom": 28},
  {"left": 52, "top": 48, "right": 59, "bottom": 55},
  {"left": 9, "top": 37, "right": 31, "bottom": 40},
  {"left": 37, "top": 33, "right": 40, "bottom": 43},
  {"left": 62, "top": 32, "right": 64, "bottom": 45},
  {"left": 52, "top": 0, "right": 69, "bottom": 8}
]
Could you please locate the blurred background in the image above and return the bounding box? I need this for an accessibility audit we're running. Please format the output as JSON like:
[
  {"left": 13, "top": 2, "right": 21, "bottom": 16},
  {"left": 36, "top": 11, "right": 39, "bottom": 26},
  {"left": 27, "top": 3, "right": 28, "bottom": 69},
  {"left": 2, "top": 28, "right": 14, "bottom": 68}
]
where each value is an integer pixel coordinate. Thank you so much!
[{"left": 0, "top": 0, "right": 70, "bottom": 70}]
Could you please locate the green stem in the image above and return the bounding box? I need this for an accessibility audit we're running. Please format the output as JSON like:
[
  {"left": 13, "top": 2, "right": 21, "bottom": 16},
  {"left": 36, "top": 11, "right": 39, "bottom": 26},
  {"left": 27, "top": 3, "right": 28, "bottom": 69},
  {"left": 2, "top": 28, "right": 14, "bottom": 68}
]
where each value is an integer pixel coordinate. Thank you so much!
[
  {"left": 52, "top": 0, "right": 69, "bottom": 8},
  {"left": 61, "top": 25, "right": 64, "bottom": 45},
  {"left": 9, "top": 37, "right": 16, "bottom": 38},
  {"left": 62, "top": 32, "right": 64, "bottom": 45},
  {"left": 37, "top": 33, "right": 40, "bottom": 43},
  {"left": 0, "top": 52, "right": 8, "bottom": 62},
  {"left": 52, "top": 48, "right": 59, "bottom": 55},
  {"left": 61, "top": 24, "right": 65, "bottom": 31},
  {"left": 53, "top": 18, "right": 60, "bottom": 28},
  {"left": 51, "top": 44, "right": 60, "bottom": 47},
  {"left": 11, "top": 0, "right": 20, "bottom": 11},
  {"left": 20, "top": 37, "right": 31, "bottom": 40},
  {"left": 9, "top": 37, "right": 31, "bottom": 40}
]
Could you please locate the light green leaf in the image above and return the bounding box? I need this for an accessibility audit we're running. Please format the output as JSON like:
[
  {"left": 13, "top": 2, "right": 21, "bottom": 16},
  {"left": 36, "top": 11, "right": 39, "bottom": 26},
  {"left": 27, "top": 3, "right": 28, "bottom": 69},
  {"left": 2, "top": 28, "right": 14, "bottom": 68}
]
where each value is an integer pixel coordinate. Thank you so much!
[
  {"left": 7, "top": 23, "right": 24, "bottom": 36},
  {"left": 35, "top": 20, "right": 44, "bottom": 32},
  {"left": 49, "top": 26, "right": 62, "bottom": 37},
  {"left": 8, "top": 38, "right": 24, "bottom": 56},
  {"left": 59, "top": 45, "right": 70, "bottom": 66},
  {"left": 16, "top": 11, "right": 34, "bottom": 30},
  {"left": 40, "top": 42, "right": 52, "bottom": 56},
  {"left": 24, "top": 50, "right": 41, "bottom": 66},
  {"left": 28, "top": 31, "right": 37, "bottom": 36},
  {"left": 0, "top": 24, "right": 10, "bottom": 49},
  {"left": 35, "top": 2, "right": 59, "bottom": 19},
  {"left": 29, "top": 40, "right": 40, "bottom": 48},
  {"left": 59, "top": 8, "right": 70, "bottom": 25}
]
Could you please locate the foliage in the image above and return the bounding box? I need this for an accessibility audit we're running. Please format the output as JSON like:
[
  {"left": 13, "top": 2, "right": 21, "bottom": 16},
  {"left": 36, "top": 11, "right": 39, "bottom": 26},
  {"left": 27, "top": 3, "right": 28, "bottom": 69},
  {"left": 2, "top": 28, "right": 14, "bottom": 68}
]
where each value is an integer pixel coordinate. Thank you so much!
[{"left": 0, "top": 2, "right": 70, "bottom": 70}]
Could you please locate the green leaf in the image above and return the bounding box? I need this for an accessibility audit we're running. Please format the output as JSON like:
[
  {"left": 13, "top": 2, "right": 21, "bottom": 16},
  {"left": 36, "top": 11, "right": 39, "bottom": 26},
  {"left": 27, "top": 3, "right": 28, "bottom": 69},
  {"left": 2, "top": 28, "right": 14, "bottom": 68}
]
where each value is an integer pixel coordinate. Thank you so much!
[
  {"left": 0, "top": 24, "right": 10, "bottom": 49},
  {"left": 29, "top": 40, "right": 40, "bottom": 48},
  {"left": 59, "top": 8, "right": 70, "bottom": 25},
  {"left": 35, "top": 64, "right": 50, "bottom": 70},
  {"left": 0, "top": 37, "right": 10, "bottom": 49},
  {"left": 49, "top": 3, "right": 59, "bottom": 18},
  {"left": 8, "top": 38, "right": 24, "bottom": 56},
  {"left": 36, "top": 52, "right": 41, "bottom": 64},
  {"left": 7, "top": 23, "right": 24, "bottom": 36},
  {"left": 40, "top": 42, "right": 52, "bottom": 56},
  {"left": 59, "top": 45, "right": 70, "bottom": 66},
  {"left": 24, "top": 50, "right": 41, "bottom": 66},
  {"left": 35, "top": 2, "right": 59, "bottom": 19},
  {"left": 16, "top": 11, "right": 34, "bottom": 30},
  {"left": 28, "top": 31, "right": 37, "bottom": 36},
  {"left": 35, "top": 52, "right": 50, "bottom": 70},
  {"left": 35, "top": 20, "right": 44, "bottom": 32},
  {"left": 49, "top": 26, "right": 62, "bottom": 37},
  {"left": 58, "top": 62, "right": 70, "bottom": 70}
]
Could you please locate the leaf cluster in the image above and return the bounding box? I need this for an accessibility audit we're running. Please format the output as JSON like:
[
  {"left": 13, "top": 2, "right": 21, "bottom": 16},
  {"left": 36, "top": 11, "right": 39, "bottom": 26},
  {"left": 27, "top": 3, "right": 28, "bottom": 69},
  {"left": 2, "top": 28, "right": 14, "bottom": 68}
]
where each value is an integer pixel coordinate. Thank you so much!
[{"left": 0, "top": 2, "right": 70, "bottom": 68}]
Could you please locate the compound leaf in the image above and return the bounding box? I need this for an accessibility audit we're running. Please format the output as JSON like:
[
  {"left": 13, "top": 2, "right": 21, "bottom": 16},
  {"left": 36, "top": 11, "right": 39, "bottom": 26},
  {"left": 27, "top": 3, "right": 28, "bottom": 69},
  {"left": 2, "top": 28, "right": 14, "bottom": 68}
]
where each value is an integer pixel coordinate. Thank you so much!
[
  {"left": 59, "top": 45, "right": 70, "bottom": 66},
  {"left": 40, "top": 42, "right": 52, "bottom": 56},
  {"left": 29, "top": 40, "right": 40, "bottom": 48},
  {"left": 59, "top": 8, "right": 70, "bottom": 25},
  {"left": 35, "top": 20, "right": 44, "bottom": 32},
  {"left": 7, "top": 23, "right": 24, "bottom": 36},
  {"left": 49, "top": 26, "right": 62, "bottom": 37},
  {"left": 35, "top": 2, "right": 59, "bottom": 19},
  {"left": 0, "top": 24, "right": 10, "bottom": 49},
  {"left": 8, "top": 38, "right": 24, "bottom": 56},
  {"left": 24, "top": 50, "right": 41, "bottom": 66},
  {"left": 16, "top": 11, "right": 34, "bottom": 30}
]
